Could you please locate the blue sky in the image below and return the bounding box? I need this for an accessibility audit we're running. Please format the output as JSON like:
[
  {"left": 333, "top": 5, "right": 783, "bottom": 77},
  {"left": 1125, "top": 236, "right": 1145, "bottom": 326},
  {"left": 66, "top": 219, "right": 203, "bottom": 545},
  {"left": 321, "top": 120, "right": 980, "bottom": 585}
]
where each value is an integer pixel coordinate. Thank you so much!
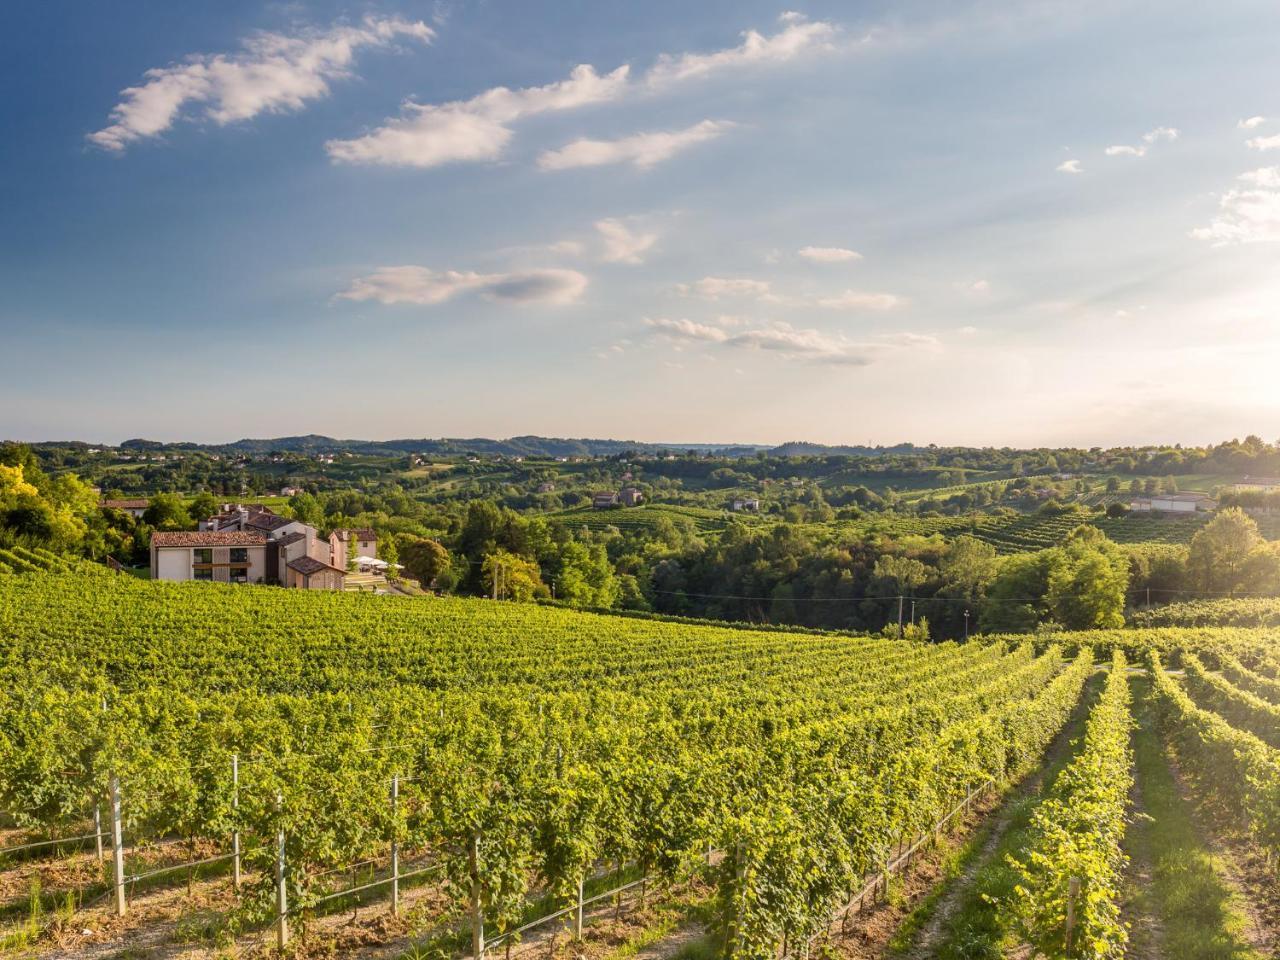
[{"left": 4, "top": 0, "right": 1280, "bottom": 447}]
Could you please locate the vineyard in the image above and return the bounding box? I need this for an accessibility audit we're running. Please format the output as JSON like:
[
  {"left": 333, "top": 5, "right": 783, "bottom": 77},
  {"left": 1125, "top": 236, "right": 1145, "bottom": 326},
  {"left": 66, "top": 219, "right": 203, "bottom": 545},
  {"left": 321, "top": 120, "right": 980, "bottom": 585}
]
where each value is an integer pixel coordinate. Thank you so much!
[
  {"left": 550, "top": 503, "right": 754, "bottom": 534},
  {"left": 3, "top": 572, "right": 1280, "bottom": 957}
]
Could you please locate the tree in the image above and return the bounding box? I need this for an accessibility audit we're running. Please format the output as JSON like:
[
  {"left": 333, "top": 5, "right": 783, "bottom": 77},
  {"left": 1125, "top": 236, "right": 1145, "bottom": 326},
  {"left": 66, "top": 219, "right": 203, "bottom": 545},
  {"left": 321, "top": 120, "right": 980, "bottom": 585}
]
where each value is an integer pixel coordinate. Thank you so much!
[
  {"left": 142, "top": 493, "right": 191, "bottom": 532},
  {"left": 1187, "top": 507, "right": 1263, "bottom": 595},
  {"left": 983, "top": 552, "right": 1054, "bottom": 633},
  {"left": 187, "top": 492, "right": 219, "bottom": 522},
  {"left": 287, "top": 492, "right": 324, "bottom": 528},
  {"left": 1105, "top": 501, "right": 1129, "bottom": 519},
  {"left": 1045, "top": 527, "right": 1129, "bottom": 629},
  {"left": 482, "top": 550, "right": 546, "bottom": 601}
]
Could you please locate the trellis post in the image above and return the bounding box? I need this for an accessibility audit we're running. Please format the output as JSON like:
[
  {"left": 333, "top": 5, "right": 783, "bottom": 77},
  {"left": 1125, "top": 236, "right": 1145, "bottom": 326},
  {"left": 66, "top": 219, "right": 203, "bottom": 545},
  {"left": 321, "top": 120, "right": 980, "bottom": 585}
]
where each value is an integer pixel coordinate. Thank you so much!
[
  {"left": 574, "top": 874, "right": 584, "bottom": 939},
  {"left": 470, "top": 832, "right": 485, "bottom": 959},
  {"left": 1065, "top": 875, "right": 1079, "bottom": 954},
  {"left": 93, "top": 803, "right": 104, "bottom": 863},
  {"left": 110, "top": 776, "right": 125, "bottom": 917},
  {"left": 275, "top": 793, "right": 289, "bottom": 949},
  {"left": 231, "top": 754, "right": 241, "bottom": 891},
  {"left": 390, "top": 774, "right": 400, "bottom": 917}
]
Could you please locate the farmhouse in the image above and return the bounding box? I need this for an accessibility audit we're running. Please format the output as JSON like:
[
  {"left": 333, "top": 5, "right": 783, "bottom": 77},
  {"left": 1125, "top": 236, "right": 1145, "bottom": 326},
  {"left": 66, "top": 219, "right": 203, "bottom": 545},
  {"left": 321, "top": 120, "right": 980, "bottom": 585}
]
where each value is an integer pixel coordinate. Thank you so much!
[
  {"left": 620, "top": 487, "right": 644, "bottom": 506},
  {"left": 101, "top": 498, "right": 149, "bottom": 519},
  {"left": 592, "top": 491, "right": 620, "bottom": 509},
  {"left": 150, "top": 530, "right": 269, "bottom": 584},
  {"left": 536, "top": 481, "right": 556, "bottom": 493},
  {"left": 1130, "top": 492, "right": 1216, "bottom": 513},
  {"left": 732, "top": 497, "right": 761, "bottom": 512},
  {"left": 152, "top": 504, "right": 369, "bottom": 589},
  {"left": 330, "top": 528, "right": 378, "bottom": 570}
]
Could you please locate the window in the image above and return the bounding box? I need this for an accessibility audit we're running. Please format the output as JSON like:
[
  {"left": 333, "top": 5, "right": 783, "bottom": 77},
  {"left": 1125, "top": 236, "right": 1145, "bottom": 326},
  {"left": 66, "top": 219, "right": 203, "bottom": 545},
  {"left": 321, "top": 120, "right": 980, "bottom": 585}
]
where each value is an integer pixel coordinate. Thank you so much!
[
  {"left": 193, "top": 568, "right": 213, "bottom": 581},
  {"left": 193, "top": 548, "right": 213, "bottom": 564},
  {"left": 229, "top": 548, "right": 248, "bottom": 564},
  {"left": 228, "top": 568, "right": 248, "bottom": 584}
]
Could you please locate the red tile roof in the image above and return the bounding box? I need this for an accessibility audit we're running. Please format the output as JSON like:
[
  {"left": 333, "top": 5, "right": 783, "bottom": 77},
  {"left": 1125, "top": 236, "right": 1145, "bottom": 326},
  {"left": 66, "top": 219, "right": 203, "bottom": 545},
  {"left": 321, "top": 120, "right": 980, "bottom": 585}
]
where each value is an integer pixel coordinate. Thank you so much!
[
  {"left": 102, "top": 499, "right": 149, "bottom": 510},
  {"left": 152, "top": 531, "right": 268, "bottom": 547}
]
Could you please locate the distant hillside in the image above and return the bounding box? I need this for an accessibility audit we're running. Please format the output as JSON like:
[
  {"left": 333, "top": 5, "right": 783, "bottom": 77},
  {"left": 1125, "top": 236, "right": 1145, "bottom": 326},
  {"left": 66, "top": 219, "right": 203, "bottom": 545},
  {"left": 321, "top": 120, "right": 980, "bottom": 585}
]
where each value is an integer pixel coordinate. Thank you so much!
[{"left": 86, "top": 435, "right": 942, "bottom": 459}]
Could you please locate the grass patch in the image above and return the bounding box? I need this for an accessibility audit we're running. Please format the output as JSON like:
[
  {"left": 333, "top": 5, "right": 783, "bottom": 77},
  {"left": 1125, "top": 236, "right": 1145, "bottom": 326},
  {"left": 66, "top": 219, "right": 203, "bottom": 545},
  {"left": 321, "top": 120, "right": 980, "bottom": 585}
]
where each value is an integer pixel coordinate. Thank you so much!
[{"left": 1126, "top": 675, "right": 1264, "bottom": 960}]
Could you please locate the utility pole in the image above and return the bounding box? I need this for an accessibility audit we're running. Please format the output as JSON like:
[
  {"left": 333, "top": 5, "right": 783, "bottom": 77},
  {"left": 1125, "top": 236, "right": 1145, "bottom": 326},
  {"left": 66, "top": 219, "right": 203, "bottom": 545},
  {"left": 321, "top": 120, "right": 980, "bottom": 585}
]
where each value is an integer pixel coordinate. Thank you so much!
[
  {"left": 910, "top": 599, "right": 916, "bottom": 626},
  {"left": 897, "top": 595, "right": 904, "bottom": 638},
  {"left": 963, "top": 608, "right": 970, "bottom": 641}
]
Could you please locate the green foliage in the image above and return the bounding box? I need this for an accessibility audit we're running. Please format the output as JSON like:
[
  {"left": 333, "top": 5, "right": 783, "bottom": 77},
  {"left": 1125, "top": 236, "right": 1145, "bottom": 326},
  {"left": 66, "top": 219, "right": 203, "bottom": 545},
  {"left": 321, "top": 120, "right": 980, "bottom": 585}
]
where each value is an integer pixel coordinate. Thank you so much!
[{"left": 1010, "top": 651, "right": 1133, "bottom": 959}]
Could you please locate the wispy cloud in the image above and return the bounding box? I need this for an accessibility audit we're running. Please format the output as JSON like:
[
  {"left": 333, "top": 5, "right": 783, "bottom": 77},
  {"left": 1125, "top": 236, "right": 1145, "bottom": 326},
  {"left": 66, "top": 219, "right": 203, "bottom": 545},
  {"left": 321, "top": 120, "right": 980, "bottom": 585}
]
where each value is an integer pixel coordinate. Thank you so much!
[
  {"left": 646, "top": 315, "right": 935, "bottom": 365},
  {"left": 1247, "top": 134, "right": 1280, "bottom": 152},
  {"left": 1239, "top": 116, "right": 1268, "bottom": 130},
  {"left": 816, "top": 290, "right": 902, "bottom": 310},
  {"left": 1056, "top": 159, "right": 1082, "bottom": 174},
  {"left": 1239, "top": 166, "right": 1280, "bottom": 188},
  {"left": 339, "top": 265, "right": 587, "bottom": 305},
  {"left": 538, "top": 119, "right": 732, "bottom": 171},
  {"left": 89, "top": 16, "right": 432, "bottom": 152},
  {"left": 676, "top": 276, "right": 775, "bottom": 300},
  {"left": 328, "top": 13, "right": 834, "bottom": 169},
  {"left": 797, "top": 245, "right": 863, "bottom": 263},
  {"left": 327, "top": 64, "right": 630, "bottom": 167},
  {"left": 645, "top": 12, "right": 837, "bottom": 87},
  {"left": 1103, "top": 126, "right": 1178, "bottom": 159},
  {"left": 595, "top": 218, "right": 658, "bottom": 264}
]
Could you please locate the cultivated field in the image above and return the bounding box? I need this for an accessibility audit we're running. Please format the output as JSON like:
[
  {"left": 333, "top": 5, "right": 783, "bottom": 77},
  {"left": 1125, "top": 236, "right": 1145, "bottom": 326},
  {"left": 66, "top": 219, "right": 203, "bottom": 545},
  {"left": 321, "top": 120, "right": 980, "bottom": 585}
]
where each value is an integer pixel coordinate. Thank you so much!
[{"left": 3, "top": 571, "right": 1280, "bottom": 958}]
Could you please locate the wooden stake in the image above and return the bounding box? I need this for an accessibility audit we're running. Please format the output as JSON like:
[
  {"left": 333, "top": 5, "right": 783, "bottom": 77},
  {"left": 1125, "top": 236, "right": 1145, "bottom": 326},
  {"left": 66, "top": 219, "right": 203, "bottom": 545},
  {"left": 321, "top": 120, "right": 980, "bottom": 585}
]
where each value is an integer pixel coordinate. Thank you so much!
[{"left": 110, "top": 777, "right": 125, "bottom": 917}]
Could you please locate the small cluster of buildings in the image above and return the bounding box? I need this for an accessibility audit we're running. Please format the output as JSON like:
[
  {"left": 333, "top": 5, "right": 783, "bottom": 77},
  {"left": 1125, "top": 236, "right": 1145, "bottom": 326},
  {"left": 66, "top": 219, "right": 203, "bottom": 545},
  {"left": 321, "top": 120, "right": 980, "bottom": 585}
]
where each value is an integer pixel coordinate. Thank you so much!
[
  {"left": 149, "top": 503, "right": 378, "bottom": 590},
  {"left": 593, "top": 487, "right": 644, "bottom": 509}
]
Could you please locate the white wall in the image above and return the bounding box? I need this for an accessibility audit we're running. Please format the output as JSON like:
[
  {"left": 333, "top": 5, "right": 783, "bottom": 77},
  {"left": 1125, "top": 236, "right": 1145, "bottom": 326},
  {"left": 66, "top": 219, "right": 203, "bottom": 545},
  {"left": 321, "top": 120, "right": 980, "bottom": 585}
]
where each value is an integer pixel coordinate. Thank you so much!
[{"left": 155, "top": 548, "right": 192, "bottom": 582}]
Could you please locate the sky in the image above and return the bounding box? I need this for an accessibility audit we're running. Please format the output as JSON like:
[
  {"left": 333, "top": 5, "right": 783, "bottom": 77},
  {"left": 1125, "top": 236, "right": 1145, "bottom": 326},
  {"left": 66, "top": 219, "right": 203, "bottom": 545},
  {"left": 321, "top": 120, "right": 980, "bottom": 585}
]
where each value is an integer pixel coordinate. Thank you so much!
[{"left": 3, "top": 0, "right": 1280, "bottom": 448}]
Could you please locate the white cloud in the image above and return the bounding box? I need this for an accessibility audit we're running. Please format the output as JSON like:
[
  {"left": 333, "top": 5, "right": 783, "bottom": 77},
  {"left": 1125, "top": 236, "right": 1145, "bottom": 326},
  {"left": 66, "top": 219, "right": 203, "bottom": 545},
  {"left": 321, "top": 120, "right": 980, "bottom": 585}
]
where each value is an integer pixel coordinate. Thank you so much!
[
  {"left": 647, "top": 316, "right": 934, "bottom": 366},
  {"left": 1247, "top": 134, "right": 1280, "bottom": 152},
  {"left": 1239, "top": 166, "right": 1280, "bottom": 188},
  {"left": 1190, "top": 188, "right": 1280, "bottom": 245},
  {"left": 537, "top": 119, "right": 733, "bottom": 171},
  {"left": 327, "top": 63, "right": 631, "bottom": 167},
  {"left": 797, "top": 245, "right": 863, "bottom": 263},
  {"left": 327, "top": 13, "right": 834, "bottom": 169},
  {"left": 1057, "top": 159, "right": 1082, "bottom": 174},
  {"left": 645, "top": 12, "right": 837, "bottom": 87},
  {"left": 646, "top": 317, "right": 730, "bottom": 341},
  {"left": 966, "top": 279, "right": 991, "bottom": 294},
  {"left": 958, "top": 325, "right": 979, "bottom": 335},
  {"left": 677, "top": 276, "right": 774, "bottom": 300},
  {"left": 816, "top": 290, "right": 902, "bottom": 310},
  {"left": 338, "top": 265, "right": 587, "bottom": 305},
  {"left": 1240, "top": 116, "right": 1268, "bottom": 129},
  {"left": 595, "top": 218, "right": 658, "bottom": 264},
  {"left": 89, "top": 16, "right": 432, "bottom": 152},
  {"left": 1103, "top": 127, "right": 1178, "bottom": 160}
]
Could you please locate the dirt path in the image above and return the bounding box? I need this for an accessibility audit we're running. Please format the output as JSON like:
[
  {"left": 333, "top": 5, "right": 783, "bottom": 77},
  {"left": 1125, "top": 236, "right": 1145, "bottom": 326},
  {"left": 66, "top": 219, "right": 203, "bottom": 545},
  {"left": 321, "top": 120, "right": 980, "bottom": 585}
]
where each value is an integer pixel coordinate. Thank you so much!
[{"left": 894, "top": 677, "right": 1100, "bottom": 959}]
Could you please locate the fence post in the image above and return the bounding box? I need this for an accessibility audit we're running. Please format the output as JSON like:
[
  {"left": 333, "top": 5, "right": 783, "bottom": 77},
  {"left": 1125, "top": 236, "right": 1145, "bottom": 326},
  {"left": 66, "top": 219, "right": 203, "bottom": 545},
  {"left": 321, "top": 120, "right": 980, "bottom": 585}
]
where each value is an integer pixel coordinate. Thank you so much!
[
  {"left": 231, "top": 754, "right": 241, "bottom": 892},
  {"left": 390, "top": 774, "right": 400, "bottom": 917},
  {"left": 275, "top": 793, "right": 288, "bottom": 950},
  {"left": 1065, "top": 875, "right": 1079, "bottom": 955},
  {"left": 574, "top": 874, "right": 584, "bottom": 939},
  {"left": 110, "top": 776, "right": 126, "bottom": 917},
  {"left": 470, "top": 832, "right": 485, "bottom": 959},
  {"left": 93, "top": 803, "right": 104, "bottom": 863}
]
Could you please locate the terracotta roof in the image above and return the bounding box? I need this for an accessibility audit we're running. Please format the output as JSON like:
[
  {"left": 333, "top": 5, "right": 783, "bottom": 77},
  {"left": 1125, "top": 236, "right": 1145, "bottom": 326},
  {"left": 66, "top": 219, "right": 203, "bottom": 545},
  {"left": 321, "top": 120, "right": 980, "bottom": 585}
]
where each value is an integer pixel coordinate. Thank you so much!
[
  {"left": 287, "top": 556, "right": 343, "bottom": 576},
  {"left": 275, "top": 531, "right": 307, "bottom": 547},
  {"left": 102, "top": 499, "right": 149, "bottom": 510},
  {"left": 152, "top": 531, "right": 268, "bottom": 547},
  {"left": 334, "top": 528, "right": 377, "bottom": 541}
]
